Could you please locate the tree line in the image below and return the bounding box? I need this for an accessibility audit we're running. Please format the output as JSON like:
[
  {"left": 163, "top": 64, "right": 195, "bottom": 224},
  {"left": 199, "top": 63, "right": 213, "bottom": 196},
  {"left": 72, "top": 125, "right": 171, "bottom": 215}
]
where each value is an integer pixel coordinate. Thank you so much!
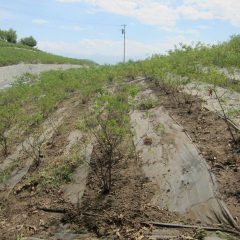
[{"left": 0, "top": 28, "right": 37, "bottom": 47}]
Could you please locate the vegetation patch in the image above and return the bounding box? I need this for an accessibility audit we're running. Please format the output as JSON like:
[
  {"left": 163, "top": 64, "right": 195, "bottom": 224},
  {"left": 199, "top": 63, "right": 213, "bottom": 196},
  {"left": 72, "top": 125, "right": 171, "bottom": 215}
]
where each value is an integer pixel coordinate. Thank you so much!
[
  {"left": 154, "top": 122, "right": 165, "bottom": 135},
  {"left": 138, "top": 96, "right": 158, "bottom": 110},
  {"left": 0, "top": 43, "right": 95, "bottom": 66}
]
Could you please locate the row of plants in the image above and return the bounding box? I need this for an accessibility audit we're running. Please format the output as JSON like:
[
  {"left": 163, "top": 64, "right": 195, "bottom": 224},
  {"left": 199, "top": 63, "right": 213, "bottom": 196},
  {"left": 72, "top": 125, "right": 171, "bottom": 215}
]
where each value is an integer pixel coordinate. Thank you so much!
[
  {"left": 1, "top": 34, "right": 240, "bottom": 183},
  {"left": 0, "top": 64, "right": 134, "bottom": 158},
  {"left": 0, "top": 59, "right": 239, "bottom": 162}
]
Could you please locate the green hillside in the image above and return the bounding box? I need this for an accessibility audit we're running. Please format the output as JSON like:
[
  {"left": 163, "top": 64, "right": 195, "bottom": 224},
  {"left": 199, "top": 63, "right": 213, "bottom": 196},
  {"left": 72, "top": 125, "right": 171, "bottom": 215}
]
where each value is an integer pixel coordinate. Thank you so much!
[{"left": 0, "top": 40, "right": 95, "bottom": 66}]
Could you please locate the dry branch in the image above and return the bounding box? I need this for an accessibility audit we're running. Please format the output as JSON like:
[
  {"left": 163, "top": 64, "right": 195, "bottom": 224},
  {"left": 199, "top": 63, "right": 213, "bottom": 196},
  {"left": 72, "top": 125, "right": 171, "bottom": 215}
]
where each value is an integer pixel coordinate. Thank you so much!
[{"left": 142, "top": 221, "right": 240, "bottom": 236}]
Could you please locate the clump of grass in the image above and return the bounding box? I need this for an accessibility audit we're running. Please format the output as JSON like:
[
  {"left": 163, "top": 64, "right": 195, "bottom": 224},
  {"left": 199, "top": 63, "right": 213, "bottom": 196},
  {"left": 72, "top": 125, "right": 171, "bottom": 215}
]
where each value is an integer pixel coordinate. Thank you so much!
[
  {"left": 226, "top": 108, "right": 240, "bottom": 117},
  {"left": 52, "top": 164, "right": 74, "bottom": 184},
  {"left": 193, "top": 229, "right": 207, "bottom": 240},
  {"left": 154, "top": 122, "right": 165, "bottom": 135},
  {"left": 138, "top": 97, "right": 157, "bottom": 110},
  {"left": 0, "top": 171, "right": 11, "bottom": 184},
  {"left": 27, "top": 153, "right": 80, "bottom": 188},
  {"left": 122, "top": 83, "right": 139, "bottom": 98},
  {"left": 0, "top": 159, "right": 21, "bottom": 184},
  {"left": 39, "top": 161, "right": 77, "bottom": 187}
]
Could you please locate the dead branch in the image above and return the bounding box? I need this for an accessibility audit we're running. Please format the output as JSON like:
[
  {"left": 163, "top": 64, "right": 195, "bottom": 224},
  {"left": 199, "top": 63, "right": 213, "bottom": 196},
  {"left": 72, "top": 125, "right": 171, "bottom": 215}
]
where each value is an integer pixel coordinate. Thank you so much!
[
  {"left": 37, "top": 206, "right": 102, "bottom": 218},
  {"left": 213, "top": 89, "right": 237, "bottom": 143},
  {"left": 37, "top": 206, "right": 240, "bottom": 236},
  {"left": 37, "top": 206, "right": 67, "bottom": 214},
  {"left": 142, "top": 221, "right": 240, "bottom": 236}
]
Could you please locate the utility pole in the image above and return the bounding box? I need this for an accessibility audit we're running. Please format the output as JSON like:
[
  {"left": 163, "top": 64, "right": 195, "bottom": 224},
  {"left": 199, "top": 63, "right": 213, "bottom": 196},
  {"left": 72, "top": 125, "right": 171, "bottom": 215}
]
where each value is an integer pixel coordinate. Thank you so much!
[{"left": 121, "top": 24, "right": 127, "bottom": 63}]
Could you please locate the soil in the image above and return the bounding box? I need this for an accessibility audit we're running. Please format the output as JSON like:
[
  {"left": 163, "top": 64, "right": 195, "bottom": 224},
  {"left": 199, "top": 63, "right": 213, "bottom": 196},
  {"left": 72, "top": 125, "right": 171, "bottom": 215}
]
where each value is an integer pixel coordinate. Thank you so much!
[
  {"left": 0, "top": 77, "right": 239, "bottom": 239},
  {"left": 146, "top": 78, "right": 240, "bottom": 224},
  {"left": 72, "top": 146, "right": 189, "bottom": 239},
  {"left": 0, "top": 93, "right": 87, "bottom": 239}
]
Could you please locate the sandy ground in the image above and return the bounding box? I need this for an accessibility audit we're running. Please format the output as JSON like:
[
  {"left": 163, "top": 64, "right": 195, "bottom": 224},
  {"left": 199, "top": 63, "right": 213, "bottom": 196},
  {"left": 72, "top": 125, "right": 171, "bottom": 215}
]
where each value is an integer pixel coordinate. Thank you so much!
[{"left": 0, "top": 63, "right": 82, "bottom": 89}]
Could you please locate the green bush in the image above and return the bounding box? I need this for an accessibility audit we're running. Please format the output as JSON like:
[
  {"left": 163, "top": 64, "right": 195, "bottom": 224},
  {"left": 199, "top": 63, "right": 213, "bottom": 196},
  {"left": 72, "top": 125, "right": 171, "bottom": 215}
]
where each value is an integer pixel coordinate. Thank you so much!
[
  {"left": 0, "top": 28, "right": 17, "bottom": 43},
  {"left": 138, "top": 97, "right": 157, "bottom": 110},
  {"left": 53, "top": 165, "right": 74, "bottom": 184},
  {"left": 20, "top": 36, "right": 37, "bottom": 47}
]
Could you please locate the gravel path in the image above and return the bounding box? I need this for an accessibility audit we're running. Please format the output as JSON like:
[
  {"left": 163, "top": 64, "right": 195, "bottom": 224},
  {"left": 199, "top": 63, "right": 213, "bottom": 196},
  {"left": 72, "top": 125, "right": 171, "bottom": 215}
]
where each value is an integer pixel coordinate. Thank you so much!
[{"left": 0, "top": 63, "right": 83, "bottom": 89}]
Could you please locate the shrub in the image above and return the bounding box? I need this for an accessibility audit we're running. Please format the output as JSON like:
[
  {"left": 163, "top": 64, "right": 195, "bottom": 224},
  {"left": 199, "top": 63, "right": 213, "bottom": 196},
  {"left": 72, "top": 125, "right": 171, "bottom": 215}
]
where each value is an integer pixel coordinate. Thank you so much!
[
  {"left": 138, "top": 97, "right": 157, "bottom": 110},
  {"left": 20, "top": 36, "right": 37, "bottom": 47},
  {"left": 81, "top": 91, "right": 130, "bottom": 193},
  {"left": 0, "top": 28, "right": 17, "bottom": 43},
  {"left": 6, "top": 28, "right": 17, "bottom": 43}
]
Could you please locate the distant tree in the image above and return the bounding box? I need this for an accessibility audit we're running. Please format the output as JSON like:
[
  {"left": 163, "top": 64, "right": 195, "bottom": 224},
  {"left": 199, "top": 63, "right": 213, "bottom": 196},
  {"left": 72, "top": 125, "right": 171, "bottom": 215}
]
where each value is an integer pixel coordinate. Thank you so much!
[
  {"left": 0, "top": 29, "right": 7, "bottom": 41},
  {"left": 20, "top": 36, "right": 37, "bottom": 47},
  {"left": 6, "top": 28, "right": 17, "bottom": 43}
]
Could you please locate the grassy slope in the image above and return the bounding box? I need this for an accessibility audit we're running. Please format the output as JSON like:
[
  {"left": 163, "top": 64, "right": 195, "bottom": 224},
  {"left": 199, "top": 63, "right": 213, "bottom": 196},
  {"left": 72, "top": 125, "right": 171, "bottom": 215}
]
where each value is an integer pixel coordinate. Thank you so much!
[{"left": 0, "top": 40, "right": 95, "bottom": 66}]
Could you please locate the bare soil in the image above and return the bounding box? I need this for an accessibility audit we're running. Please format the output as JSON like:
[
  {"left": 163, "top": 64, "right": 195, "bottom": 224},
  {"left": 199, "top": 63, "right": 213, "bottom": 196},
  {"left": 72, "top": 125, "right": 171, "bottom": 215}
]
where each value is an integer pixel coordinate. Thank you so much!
[
  {"left": 72, "top": 146, "right": 188, "bottom": 239},
  {"left": 147, "top": 78, "right": 240, "bottom": 224},
  {"left": 0, "top": 78, "right": 239, "bottom": 239}
]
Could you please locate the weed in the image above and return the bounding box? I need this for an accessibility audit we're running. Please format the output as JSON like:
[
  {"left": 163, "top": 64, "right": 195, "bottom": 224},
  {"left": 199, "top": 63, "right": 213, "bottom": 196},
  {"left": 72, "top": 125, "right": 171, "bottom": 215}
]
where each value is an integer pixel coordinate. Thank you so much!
[
  {"left": 16, "top": 234, "right": 25, "bottom": 240},
  {"left": 138, "top": 97, "right": 157, "bottom": 110},
  {"left": 0, "top": 171, "right": 11, "bottom": 184},
  {"left": 193, "top": 228, "right": 207, "bottom": 240},
  {"left": 53, "top": 164, "right": 74, "bottom": 184},
  {"left": 226, "top": 108, "right": 240, "bottom": 117},
  {"left": 122, "top": 83, "right": 139, "bottom": 98},
  {"left": 154, "top": 122, "right": 165, "bottom": 135}
]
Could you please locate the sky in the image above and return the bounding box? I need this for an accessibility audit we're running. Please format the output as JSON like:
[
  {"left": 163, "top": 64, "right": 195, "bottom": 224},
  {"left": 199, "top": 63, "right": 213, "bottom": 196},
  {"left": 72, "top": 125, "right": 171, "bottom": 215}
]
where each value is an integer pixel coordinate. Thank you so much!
[{"left": 0, "top": 0, "right": 240, "bottom": 64}]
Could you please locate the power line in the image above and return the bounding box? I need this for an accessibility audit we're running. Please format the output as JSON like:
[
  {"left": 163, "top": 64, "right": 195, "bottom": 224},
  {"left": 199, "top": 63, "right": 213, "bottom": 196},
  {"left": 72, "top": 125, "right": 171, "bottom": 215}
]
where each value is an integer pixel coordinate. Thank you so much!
[{"left": 121, "top": 24, "right": 127, "bottom": 63}]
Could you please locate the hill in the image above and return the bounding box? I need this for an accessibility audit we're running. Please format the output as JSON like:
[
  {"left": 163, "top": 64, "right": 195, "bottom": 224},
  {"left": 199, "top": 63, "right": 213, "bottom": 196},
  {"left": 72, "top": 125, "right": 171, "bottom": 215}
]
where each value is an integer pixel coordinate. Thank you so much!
[
  {"left": 0, "top": 36, "right": 239, "bottom": 239},
  {"left": 0, "top": 40, "right": 95, "bottom": 66}
]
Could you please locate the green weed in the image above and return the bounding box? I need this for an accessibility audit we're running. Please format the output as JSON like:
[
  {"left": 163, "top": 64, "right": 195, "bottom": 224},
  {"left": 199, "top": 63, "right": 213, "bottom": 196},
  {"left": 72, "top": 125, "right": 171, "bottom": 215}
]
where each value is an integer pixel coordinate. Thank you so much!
[
  {"left": 154, "top": 122, "right": 165, "bottom": 135},
  {"left": 138, "top": 97, "right": 157, "bottom": 110}
]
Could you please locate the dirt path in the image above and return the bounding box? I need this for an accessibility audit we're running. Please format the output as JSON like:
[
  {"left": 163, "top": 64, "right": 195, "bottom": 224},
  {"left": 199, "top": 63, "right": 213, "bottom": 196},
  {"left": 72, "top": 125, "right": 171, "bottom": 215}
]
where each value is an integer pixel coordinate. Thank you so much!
[{"left": 0, "top": 63, "right": 83, "bottom": 89}]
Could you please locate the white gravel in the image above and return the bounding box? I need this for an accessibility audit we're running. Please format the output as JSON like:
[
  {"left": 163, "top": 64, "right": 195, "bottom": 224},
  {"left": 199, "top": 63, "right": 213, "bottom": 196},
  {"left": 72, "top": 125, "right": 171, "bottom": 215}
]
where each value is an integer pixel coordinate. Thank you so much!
[{"left": 0, "top": 63, "right": 83, "bottom": 89}]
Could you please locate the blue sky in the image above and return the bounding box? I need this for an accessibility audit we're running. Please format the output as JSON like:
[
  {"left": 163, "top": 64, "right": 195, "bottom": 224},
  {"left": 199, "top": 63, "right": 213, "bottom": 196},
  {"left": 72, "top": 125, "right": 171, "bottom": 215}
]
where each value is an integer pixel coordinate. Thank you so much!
[{"left": 0, "top": 0, "right": 240, "bottom": 64}]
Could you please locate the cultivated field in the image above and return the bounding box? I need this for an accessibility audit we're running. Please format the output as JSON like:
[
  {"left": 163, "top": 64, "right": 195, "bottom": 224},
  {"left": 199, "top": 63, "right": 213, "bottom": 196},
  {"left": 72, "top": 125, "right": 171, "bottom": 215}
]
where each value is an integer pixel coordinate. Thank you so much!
[{"left": 0, "top": 36, "right": 239, "bottom": 240}]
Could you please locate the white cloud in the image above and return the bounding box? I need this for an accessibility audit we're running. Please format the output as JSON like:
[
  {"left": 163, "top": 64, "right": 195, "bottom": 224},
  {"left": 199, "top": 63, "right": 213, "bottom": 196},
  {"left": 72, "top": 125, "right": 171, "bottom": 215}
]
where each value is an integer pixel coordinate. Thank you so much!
[
  {"left": 57, "top": 0, "right": 178, "bottom": 28},
  {"left": 32, "top": 18, "right": 48, "bottom": 25},
  {"left": 183, "top": 0, "right": 240, "bottom": 26},
  {"left": 56, "top": 0, "right": 240, "bottom": 27},
  {"left": 38, "top": 35, "right": 191, "bottom": 63},
  {"left": 176, "top": 5, "right": 213, "bottom": 20}
]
